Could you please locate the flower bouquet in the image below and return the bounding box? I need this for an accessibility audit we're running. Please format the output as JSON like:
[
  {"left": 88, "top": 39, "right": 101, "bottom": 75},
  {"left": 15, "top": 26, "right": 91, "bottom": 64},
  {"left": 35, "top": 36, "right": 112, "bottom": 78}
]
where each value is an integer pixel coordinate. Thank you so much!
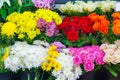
[{"left": 1, "top": 0, "right": 120, "bottom": 80}]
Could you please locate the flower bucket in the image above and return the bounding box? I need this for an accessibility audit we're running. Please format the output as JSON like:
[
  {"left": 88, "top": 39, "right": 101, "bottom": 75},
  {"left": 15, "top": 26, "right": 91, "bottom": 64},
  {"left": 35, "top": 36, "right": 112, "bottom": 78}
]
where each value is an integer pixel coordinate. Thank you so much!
[
  {"left": 0, "top": 72, "right": 12, "bottom": 80},
  {"left": 78, "top": 72, "right": 95, "bottom": 80},
  {"left": 106, "top": 72, "right": 120, "bottom": 80},
  {"left": 13, "top": 71, "right": 35, "bottom": 80}
]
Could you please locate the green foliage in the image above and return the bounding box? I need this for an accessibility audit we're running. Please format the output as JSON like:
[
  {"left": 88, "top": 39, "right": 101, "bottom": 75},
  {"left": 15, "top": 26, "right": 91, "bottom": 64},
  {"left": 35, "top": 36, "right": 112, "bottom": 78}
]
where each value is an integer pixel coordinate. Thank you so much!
[{"left": 0, "top": 0, "right": 36, "bottom": 22}]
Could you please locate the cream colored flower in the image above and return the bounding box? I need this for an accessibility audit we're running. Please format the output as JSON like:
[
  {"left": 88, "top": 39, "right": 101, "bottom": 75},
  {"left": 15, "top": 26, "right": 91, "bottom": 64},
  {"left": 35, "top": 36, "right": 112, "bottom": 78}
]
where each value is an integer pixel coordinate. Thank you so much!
[
  {"left": 83, "top": 1, "right": 97, "bottom": 12},
  {"left": 100, "top": 44, "right": 108, "bottom": 50},
  {"left": 104, "top": 49, "right": 115, "bottom": 55},
  {"left": 103, "top": 54, "right": 113, "bottom": 63},
  {"left": 107, "top": 44, "right": 117, "bottom": 50},
  {"left": 115, "top": 40, "right": 120, "bottom": 47},
  {"left": 112, "top": 54, "right": 120, "bottom": 64}
]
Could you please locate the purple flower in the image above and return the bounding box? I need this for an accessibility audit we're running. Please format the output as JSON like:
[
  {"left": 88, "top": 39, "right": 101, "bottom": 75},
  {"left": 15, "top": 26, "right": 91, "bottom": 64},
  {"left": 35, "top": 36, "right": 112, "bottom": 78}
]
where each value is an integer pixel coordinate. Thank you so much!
[
  {"left": 45, "top": 21, "right": 59, "bottom": 37},
  {"left": 37, "top": 18, "right": 47, "bottom": 31},
  {"left": 44, "top": 3, "right": 51, "bottom": 9},
  {"left": 38, "top": 1, "right": 44, "bottom": 8},
  {"left": 45, "top": 29, "right": 54, "bottom": 37},
  {"left": 32, "top": 0, "right": 55, "bottom": 9},
  {"left": 51, "top": 42, "right": 66, "bottom": 51}
]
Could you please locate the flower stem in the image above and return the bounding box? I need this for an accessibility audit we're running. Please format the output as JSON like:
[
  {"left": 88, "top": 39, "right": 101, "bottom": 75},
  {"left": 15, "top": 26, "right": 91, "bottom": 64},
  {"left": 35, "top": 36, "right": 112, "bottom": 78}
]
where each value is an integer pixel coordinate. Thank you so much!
[
  {"left": 27, "top": 72, "right": 30, "bottom": 80},
  {"left": 40, "top": 71, "right": 44, "bottom": 80}
]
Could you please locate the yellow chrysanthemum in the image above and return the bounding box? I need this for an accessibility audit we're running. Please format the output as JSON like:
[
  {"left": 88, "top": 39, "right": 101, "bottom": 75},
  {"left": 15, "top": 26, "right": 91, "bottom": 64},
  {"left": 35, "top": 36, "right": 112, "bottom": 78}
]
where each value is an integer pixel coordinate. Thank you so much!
[
  {"left": 42, "top": 62, "right": 51, "bottom": 71},
  {"left": 27, "top": 31, "right": 37, "bottom": 40},
  {"left": 35, "top": 9, "right": 62, "bottom": 25},
  {"left": 48, "top": 51, "right": 59, "bottom": 58},
  {"left": 54, "top": 62, "right": 61, "bottom": 71},
  {"left": 1, "top": 22, "right": 17, "bottom": 37},
  {"left": 6, "top": 12, "right": 20, "bottom": 23},
  {"left": 0, "top": 23, "right": 3, "bottom": 27},
  {"left": 18, "top": 33, "right": 25, "bottom": 39},
  {"left": 49, "top": 45, "right": 57, "bottom": 51}
]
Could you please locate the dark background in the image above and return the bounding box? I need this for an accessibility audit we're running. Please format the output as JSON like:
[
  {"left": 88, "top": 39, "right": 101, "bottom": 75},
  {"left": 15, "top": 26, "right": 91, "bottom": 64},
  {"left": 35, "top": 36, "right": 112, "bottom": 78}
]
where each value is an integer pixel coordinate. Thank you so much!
[{"left": 55, "top": 0, "right": 120, "bottom": 4}]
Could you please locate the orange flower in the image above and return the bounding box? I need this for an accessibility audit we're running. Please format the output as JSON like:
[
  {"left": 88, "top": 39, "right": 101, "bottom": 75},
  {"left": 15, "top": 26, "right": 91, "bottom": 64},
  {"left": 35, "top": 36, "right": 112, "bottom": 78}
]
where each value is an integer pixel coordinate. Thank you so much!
[
  {"left": 112, "top": 12, "right": 120, "bottom": 19},
  {"left": 99, "top": 25, "right": 108, "bottom": 34},
  {"left": 112, "top": 24, "right": 120, "bottom": 35},
  {"left": 88, "top": 13, "right": 99, "bottom": 22},
  {"left": 88, "top": 13, "right": 110, "bottom": 34},
  {"left": 112, "top": 12, "right": 120, "bottom": 35},
  {"left": 93, "top": 22, "right": 100, "bottom": 31},
  {"left": 113, "top": 19, "right": 120, "bottom": 25}
]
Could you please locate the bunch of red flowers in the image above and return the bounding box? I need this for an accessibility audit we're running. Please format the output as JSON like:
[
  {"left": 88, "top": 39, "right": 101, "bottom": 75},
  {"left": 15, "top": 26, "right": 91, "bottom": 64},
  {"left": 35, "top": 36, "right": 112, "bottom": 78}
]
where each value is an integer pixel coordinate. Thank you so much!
[{"left": 58, "top": 16, "right": 95, "bottom": 42}]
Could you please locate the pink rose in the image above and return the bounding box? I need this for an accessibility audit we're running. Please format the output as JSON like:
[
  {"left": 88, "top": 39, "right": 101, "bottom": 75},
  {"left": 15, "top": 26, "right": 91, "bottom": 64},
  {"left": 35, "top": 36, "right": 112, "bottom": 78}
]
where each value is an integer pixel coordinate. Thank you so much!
[
  {"left": 83, "top": 61, "right": 94, "bottom": 72},
  {"left": 95, "top": 57, "right": 105, "bottom": 65},
  {"left": 73, "top": 55, "right": 82, "bottom": 66},
  {"left": 69, "top": 48, "right": 77, "bottom": 56},
  {"left": 79, "top": 53, "right": 87, "bottom": 62},
  {"left": 87, "top": 53, "right": 96, "bottom": 62}
]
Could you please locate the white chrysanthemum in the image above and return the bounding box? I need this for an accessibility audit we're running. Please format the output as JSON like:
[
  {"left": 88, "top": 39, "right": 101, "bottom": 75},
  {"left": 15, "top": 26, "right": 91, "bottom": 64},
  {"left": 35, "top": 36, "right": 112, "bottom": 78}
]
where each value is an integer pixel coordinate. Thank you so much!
[
  {"left": 52, "top": 51, "right": 82, "bottom": 80},
  {"left": 95, "top": 1, "right": 116, "bottom": 12},
  {"left": 4, "top": 41, "right": 48, "bottom": 72},
  {"left": 83, "top": 1, "right": 97, "bottom": 12},
  {"left": 33, "top": 40, "right": 49, "bottom": 47},
  {"left": 4, "top": 57, "right": 20, "bottom": 72}
]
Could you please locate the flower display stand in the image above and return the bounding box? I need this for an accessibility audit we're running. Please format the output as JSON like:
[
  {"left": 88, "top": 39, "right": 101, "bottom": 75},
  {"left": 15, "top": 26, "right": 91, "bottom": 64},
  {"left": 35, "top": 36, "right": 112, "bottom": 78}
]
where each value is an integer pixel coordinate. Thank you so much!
[
  {"left": 0, "top": 72, "right": 12, "bottom": 80},
  {"left": 107, "top": 72, "right": 120, "bottom": 80},
  {"left": 13, "top": 71, "right": 35, "bottom": 80},
  {"left": 78, "top": 72, "right": 95, "bottom": 80}
]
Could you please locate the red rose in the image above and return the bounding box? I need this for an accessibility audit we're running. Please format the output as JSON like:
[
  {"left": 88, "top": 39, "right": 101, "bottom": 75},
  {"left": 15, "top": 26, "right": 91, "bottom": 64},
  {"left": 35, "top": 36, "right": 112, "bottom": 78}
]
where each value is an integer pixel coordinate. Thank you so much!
[
  {"left": 79, "top": 16, "right": 95, "bottom": 34},
  {"left": 66, "top": 30, "right": 79, "bottom": 42}
]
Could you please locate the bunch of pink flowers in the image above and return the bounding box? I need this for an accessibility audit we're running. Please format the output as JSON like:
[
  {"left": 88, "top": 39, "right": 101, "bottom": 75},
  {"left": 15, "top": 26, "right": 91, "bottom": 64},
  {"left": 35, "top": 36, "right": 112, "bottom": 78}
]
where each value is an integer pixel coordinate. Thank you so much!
[
  {"left": 69, "top": 45, "right": 105, "bottom": 72},
  {"left": 32, "top": 0, "right": 55, "bottom": 9}
]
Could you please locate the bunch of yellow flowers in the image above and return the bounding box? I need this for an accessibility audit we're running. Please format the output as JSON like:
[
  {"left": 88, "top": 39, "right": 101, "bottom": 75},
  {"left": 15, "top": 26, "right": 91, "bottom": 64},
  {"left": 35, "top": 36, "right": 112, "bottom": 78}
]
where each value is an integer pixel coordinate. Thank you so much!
[
  {"left": 35, "top": 9, "right": 62, "bottom": 25},
  {"left": 5, "top": 11, "right": 40, "bottom": 40},
  {"left": 0, "top": 9, "right": 62, "bottom": 41},
  {"left": 42, "top": 45, "right": 61, "bottom": 72}
]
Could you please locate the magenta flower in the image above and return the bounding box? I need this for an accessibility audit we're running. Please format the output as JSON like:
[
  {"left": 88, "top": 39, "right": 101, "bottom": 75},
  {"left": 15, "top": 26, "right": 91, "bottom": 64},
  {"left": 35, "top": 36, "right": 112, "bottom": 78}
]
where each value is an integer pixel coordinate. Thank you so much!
[
  {"left": 83, "top": 61, "right": 94, "bottom": 72},
  {"left": 87, "top": 53, "right": 96, "bottom": 62},
  {"left": 69, "top": 45, "right": 105, "bottom": 72},
  {"left": 73, "top": 55, "right": 83, "bottom": 66}
]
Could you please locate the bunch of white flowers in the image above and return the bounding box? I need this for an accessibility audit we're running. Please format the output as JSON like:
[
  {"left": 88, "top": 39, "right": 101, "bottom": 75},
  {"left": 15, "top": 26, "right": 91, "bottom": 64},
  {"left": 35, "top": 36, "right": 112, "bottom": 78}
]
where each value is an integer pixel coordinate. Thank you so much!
[
  {"left": 0, "top": 0, "right": 10, "bottom": 9},
  {"left": 95, "top": 1, "right": 116, "bottom": 12},
  {"left": 4, "top": 40, "right": 48, "bottom": 72},
  {"left": 100, "top": 40, "right": 120, "bottom": 64},
  {"left": 52, "top": 49, "right": 82, "bottom": 80},
  {"left": 59, "top": 1, "right": 116, "bottom": 13}
]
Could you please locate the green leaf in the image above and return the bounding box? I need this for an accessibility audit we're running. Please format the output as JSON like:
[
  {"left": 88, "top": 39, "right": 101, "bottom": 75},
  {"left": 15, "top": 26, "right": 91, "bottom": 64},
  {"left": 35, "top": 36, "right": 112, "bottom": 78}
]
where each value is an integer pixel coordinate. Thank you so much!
[
  {"left": 62, "top": 40, "right": 72, "bottom": 46},
  {"left": 105, "top": 65, "right": 118, "bottom": 77},
  {"left": 0, "top": 9, "right": 7, "bottom": 20},
  {"left": 112, "top": 64, "right": 120, "bottom": 72}
]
